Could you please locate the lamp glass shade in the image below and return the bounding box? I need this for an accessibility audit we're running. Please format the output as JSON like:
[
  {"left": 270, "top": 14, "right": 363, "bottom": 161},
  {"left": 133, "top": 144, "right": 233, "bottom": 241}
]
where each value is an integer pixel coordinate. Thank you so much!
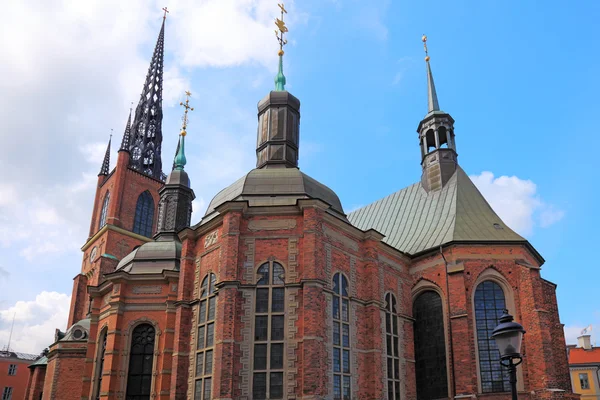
[{"left": 493, "top": 330, "right": 523, "bottom": 359}]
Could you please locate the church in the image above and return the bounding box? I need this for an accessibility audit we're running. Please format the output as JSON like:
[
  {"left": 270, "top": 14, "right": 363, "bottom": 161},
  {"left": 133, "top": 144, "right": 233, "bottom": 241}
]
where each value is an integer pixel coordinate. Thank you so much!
[{"left": 25, "top": 9, "right": 575, "bottom": 400}]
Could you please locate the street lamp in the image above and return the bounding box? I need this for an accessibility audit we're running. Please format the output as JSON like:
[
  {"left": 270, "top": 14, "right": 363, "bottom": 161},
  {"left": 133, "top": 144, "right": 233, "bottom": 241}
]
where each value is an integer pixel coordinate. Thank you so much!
[{"left": 491, "top": 310, "right": 525, "bottom": 400}]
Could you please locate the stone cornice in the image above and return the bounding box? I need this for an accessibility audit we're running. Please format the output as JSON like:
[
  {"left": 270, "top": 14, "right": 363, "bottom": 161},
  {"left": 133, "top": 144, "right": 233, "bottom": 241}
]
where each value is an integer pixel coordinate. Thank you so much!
[{"left": 82, "top": 224, "right": 152, "bottom": 252}]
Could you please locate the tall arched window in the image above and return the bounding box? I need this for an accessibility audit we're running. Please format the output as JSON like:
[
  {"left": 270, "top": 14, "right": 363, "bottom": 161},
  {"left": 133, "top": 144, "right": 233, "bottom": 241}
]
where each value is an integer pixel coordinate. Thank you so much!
[
  {"left": 253, "top": 261, "right": 285, "bottom": 399},
  {"left": 99, "top": 192, "right": 110, "bottom": 229},
  {"left": 385, "top": 293, "right": 400, "bottom": 400},
  {"left": 133, "top": 191, "right": 154, "bottom": 237},
  {"left": 332, "top": 273, "right": 351, "bottom": 400},
  {"left": 195, "top": 273, "right": 217, "bottom": 400},
  {"left": 94, "top": 329, "right": 107, "bottom": 400},
  {"left": 126, "top": 324, "right": 155, "bottom": 400},
  {"left": 413, "top": 291, "right": 447, "bottom": 400},
  {"left": 475, "top": 281, "right": 510, "bottom": 393}
]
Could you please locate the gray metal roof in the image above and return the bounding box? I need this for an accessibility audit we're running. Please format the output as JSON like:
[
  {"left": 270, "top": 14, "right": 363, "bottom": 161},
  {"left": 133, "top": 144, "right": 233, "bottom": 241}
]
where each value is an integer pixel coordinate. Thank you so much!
[
  {"left": 0, "top": 351, "right": 39, "bottom": 361},
  {"left": 348, "top": 167, "right": 525, "bottom": 255},
  {"left": 116, "top": 240, "right": 181, "bottom": 274},
  {"left": 203, "top": 168, "right": 346, "bottom": 222}
]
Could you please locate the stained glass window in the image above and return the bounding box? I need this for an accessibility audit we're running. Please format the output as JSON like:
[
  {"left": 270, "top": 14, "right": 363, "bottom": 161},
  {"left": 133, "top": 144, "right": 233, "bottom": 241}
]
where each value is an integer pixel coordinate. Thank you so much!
[
  {"left": 195, "top": 273, "right": 217, "bottom": 400},
  {"left": 94, "top": 329, "right": 107, "bottom": 400},
  {"left": 332, "top": 273, "right": 351, "bottom": 400},
  {"left": 475, "top": 281, "right": 510, "bottom": 393},
  {"left": 133, "top": 191, "right": 154, "bottom": 237},
  {"left": 99, "top": 192, "right": 110, "bottom": 229},
  {"left": 126, "top": 324, "right": 155, "bottom": 400},
  {"left": 413, "top": 291, "right": 448, "bottom": 400},
  {"left": 252, "top": 262, "right": 285, "bottom": 399},
  {"left": 385, "top": 293, "right": 401, "bottom": 400}
]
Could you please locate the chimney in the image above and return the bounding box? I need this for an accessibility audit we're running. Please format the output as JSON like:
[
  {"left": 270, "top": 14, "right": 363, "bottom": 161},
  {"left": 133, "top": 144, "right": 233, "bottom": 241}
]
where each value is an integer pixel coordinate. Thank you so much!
[{"left": 578, "top": 334, "right": 592, "bottom": 350}]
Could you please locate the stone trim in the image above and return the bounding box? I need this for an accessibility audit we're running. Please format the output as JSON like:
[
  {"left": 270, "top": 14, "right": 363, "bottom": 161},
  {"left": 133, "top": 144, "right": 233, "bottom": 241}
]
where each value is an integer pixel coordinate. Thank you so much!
[
  {"left": 239, "top": 289, "right": 254, "bottom": 398},
  {"left": 248, "top": 219, "right": 297, "bottom": 231}
]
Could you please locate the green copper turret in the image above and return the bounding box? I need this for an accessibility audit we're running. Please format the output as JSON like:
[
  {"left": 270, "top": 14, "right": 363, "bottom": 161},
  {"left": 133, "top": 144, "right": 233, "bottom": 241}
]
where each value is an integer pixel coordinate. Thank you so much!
[
  {"left": 174, "top": 133, "right": 186, "bottom": 170},
  {"left": 275, "top": 54, "right": 286, "bottom": 91}
]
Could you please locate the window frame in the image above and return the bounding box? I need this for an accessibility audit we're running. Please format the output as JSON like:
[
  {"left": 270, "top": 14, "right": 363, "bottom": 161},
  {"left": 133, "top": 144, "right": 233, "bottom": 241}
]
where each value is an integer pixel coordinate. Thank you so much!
[
  {"left": 580, "top": 372, "right": 590, "bottom": 390},
  {"left": 194, "top": 273, "right": 217, "bottom": 400},
  {"left": 133, "top": 191, "right": 155, "bottom": 238},
  {"left": 7, "top": 364, "right": 16, "bottom": 376},
  {"left": 93, "top": 328, "right": 108, "bottom": 400},
  {"left": 99, "top": 192, "right": 110, "bottom": 229},
  {"left": 252, "top": 261, "right": 286, "bottom": 400},
  {"left": 124, "top": 323, "right": 156, "bottom": 400},
  {"left": 332, "top": 272, "right": 352, "bottom": 400},
  {"left": 1, "top": 387, "right": 13, "bottom": 400},
  {"left": 384, "top": 292, "right": 401, "bottom": 400}
]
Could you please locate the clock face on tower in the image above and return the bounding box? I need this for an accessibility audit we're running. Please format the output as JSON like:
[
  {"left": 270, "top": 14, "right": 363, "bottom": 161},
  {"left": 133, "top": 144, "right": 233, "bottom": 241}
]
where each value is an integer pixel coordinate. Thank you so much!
[{"left": 90, "top": 246, "right": 98, "bottom": 263}]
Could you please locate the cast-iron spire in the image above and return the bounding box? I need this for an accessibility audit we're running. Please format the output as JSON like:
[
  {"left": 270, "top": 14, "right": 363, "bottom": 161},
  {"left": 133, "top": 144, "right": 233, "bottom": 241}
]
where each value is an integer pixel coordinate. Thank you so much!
[
  {"left": 127, "top": 12, "right": 167, "bottom": 179},
  {"left": 423, "top": 35, "right": 440, "bottom": 113},
  {"left": 99, "top": 133, "right": 112, "bottom": 176},
  {"left": 119, "top": 106, "right": 133, "bottom": 152}
]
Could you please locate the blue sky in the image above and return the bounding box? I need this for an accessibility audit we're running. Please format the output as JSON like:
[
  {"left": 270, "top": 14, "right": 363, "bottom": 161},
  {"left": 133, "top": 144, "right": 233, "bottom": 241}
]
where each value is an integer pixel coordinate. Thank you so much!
[{"left": 0, "top": 0, "right": 598, "bottom": 352}]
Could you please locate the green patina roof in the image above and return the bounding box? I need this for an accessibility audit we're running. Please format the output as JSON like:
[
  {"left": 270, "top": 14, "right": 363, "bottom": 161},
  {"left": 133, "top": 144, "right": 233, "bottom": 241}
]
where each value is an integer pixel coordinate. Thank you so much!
[
  {"left": 29, "top": 356, "right": 48, "bottom": 368},
  {"left": 347, "top": 167, "right": 526, "bottom": 255}
]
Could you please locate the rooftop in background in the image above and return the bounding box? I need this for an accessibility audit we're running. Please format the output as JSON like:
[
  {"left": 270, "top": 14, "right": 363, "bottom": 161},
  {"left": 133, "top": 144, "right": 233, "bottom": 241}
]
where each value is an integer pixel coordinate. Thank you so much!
[
  {"left": 0, "top": 350, "right": 39, "bottom": 361},
  {"left": 569, "top": 347, "right": 600, "bottom": 364}
]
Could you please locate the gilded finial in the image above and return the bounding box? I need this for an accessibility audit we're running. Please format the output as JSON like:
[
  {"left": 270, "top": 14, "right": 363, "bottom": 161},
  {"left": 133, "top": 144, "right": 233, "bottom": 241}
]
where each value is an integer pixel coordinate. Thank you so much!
[
  {"left": 422, "top": 34, "right": 430, "bottom": 62},
  {"left": 275, "top": 3, "right": 288, "bottom": 56},
  {"left": 179, "top": 91, "right": 194, "bottom": 137},
  {"left": 274, "top": 3, "right": 288, "bottom": 91},
  {"left": 162, "top": 6, "right": 169, "bottom": 20}
]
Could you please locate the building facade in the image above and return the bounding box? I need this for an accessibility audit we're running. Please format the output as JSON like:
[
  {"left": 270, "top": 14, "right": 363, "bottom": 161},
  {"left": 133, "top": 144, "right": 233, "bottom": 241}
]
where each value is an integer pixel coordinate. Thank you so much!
[
  {"left": 568, "top": 334, "right": 600, "bottom": 400},
  {"left": 0, "top": 350, "right": 38, "bottom": 400},
  {"left": 27, "top": 15, "right": 576, "bottom": 400}
]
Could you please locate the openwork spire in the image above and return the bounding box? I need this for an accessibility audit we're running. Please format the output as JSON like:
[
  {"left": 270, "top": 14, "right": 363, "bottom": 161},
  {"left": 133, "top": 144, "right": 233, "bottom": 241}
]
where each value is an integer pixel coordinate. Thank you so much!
[
  {"left": 423, "top": 35, "right": 440, "bottom": 113},
  {"left": 127, "top": 13, "right": 167, "bottom": 179},
  {"left": 119, "top": 105, "right": 133, "bottom": 152},
  {"left": 274, "top": 3, "right": 288, "bottom": 91},
  {"left": 99, "top": 133, "right": 112, "bottom": 176}
]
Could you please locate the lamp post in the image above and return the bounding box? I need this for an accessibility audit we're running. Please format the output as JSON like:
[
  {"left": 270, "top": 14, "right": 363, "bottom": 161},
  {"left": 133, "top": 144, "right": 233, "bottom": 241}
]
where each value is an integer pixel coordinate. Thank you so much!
[{"left": 491, "top": 310, "right": 525, "bottom": 400}]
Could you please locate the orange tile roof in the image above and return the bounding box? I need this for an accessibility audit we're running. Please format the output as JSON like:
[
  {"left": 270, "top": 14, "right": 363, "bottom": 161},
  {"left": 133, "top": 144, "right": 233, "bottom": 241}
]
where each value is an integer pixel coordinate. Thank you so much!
[{"left": 569, "top": 347, "right": 600, "bottom": 364}]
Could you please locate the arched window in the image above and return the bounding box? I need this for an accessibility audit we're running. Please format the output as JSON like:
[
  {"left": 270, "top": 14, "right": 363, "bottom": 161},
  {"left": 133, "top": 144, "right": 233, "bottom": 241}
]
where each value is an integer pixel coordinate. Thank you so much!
[
  {"left": 94, "top": 329, "right": 107, "bottom": 400},
  {"left": 195, "top": 273, "right": 217, "bottom": 400},
  {"left": 385, "top": 293, "right": 400, "bottom": 400},
  {"left": 253, "top": 261, "right": 285, "bottom": 399},
  {"left": 99, "top": 192, "right": 110, "bottom": 229},
  {"left": 126, "top": 324, "right": 155, "bottom": 400},
  {"left": 413, "top": 291, "right": 447, "bottom": 400},
  {"left": 475, "top": 281, "right": 510, "bottom": 393},
  {"left": 133, "top": 191, "right": 154, "bottom": 237},
  {"left": 332, "top": 272, "right": 351, "bottom": 400}
]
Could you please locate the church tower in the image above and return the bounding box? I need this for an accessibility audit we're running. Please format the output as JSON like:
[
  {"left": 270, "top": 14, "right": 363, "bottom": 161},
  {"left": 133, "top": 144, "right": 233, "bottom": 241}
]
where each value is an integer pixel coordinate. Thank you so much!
[
  {"left": 66, "top": 16, "right": 168, "bottom": 328},
  {"left": 417, "top": 35, "right": 458, "bottom": 192}
]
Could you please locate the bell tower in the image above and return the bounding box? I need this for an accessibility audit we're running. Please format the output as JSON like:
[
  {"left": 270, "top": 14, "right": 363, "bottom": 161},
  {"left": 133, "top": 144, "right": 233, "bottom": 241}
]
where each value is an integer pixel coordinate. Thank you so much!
[{"left": 417, "top": 35, "right": 458, "bottom": 192}]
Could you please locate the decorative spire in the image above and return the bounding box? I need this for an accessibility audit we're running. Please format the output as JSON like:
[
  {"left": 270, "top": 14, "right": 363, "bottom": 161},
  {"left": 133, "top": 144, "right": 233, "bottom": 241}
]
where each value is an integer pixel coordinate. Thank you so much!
[
  {"left": 174, "top": 91, "right": 193, "bottom": 171},
  {"left": 127, "top": 11, "right": 167, "bottom": 179},
  {"left": 99, "top": 132, "right": 112, "bottom": 176},
  {"left": 119, "top": 104, "right": 133, "bottom": 152},
  {"left": 274, "top": 3, "right": 288, "bottom": 91},
  {"left": 422, "top": 35, "right": 440, "bottom": 113}
]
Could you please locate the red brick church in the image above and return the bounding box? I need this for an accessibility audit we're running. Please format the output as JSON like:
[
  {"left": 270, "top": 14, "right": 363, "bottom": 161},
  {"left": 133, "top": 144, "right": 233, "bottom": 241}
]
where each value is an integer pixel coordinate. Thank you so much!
[{"left": 26, "top": 13, "right": 575, "bottom": 400}]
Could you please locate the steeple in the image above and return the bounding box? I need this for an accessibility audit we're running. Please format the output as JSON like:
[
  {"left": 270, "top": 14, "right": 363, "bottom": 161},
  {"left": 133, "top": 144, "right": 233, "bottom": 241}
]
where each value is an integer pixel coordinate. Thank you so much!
[
  {"left": 256, "top": 3, "right": 300, "bottom": 169},
  {"left": 155, "top": 91, "right": 195, "bottom": 241},
  {"left": 98, "top": 134, "right": 112, "bottom": 176},
  {"left": 127, "top": 14, "right": 166, "bottom": 179},
  {"left": 119, "top": 106, "right": 133, "bottom": 152},
  {"left": 417, "top": 35, "right": 458, "bottom": 192}
]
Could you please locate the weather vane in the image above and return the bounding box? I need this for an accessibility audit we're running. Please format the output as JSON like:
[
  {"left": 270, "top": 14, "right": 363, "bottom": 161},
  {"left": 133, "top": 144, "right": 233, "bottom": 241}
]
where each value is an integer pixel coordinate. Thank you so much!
[
  {"left": 179, "top": 91, "right": 193, "bottom": 136},
  {"left": 422, "top": 34, "right": 430, "bottom": 62},
  {"left": 162, "top": 6, "right": 169, "bottom": 20},
  {"left": 275, "top": 3, "right": 288, "bottom": 56}
]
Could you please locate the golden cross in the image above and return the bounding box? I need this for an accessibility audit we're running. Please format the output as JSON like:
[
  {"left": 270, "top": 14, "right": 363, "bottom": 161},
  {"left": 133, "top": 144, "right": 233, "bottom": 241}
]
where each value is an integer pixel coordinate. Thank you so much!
[
  {"left": 162, "top": 7, "right": 169, "bottom": 20},
  {"left": 275, "top": 3, "right": 288, "bottom": 56},
  {"left": 179, "top": 91, "right": 193, "bottom": 136},
  {"left": 422, "top": 34, "right": 430, "bottom": 62}
]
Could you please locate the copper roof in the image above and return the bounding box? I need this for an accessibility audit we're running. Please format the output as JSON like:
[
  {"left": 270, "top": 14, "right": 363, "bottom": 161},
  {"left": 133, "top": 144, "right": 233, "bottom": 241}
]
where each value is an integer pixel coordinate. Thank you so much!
[{"left": 348, "top": 167, "right": 528, "bottom": 256}]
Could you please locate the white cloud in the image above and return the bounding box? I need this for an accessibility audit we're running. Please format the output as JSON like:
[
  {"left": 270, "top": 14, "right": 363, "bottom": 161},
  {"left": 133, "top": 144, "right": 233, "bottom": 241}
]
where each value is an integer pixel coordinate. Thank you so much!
[
  {"left": 470, "top": 171, "right": 564, "bottom": 236},
  {"left": 0, "top": 292, "right": 71, "bottom": 354}
]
